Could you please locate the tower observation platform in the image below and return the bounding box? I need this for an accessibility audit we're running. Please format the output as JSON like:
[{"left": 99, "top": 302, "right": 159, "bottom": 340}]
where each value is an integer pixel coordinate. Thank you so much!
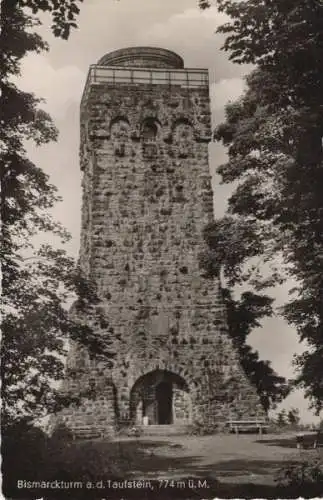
[{"left": 81, "top": 47, "right": 209, "bottom": 109}]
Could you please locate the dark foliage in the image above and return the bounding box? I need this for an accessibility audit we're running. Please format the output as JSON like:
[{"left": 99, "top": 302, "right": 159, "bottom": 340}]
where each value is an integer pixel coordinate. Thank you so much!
[
  {"left": 223, "top": 288, "right": 290, "bottom": 412},
  {"left": 275, "top": 455, "right": 323, "bottom": 489},
  {"left": 1, "top": 0, "right": 116, "bottom": 428},
  {"left": 202, "top": 0, "right": 323, "bottom": 411}
]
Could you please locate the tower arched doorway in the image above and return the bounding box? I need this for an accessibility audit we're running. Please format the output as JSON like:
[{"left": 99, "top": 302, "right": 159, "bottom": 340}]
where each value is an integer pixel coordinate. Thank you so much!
[
  {"left": 156, "top": 381, "right": 172, "bottom": 424},
  {"left": 130, "top": 369, "right": 192, "bottom": 425}
]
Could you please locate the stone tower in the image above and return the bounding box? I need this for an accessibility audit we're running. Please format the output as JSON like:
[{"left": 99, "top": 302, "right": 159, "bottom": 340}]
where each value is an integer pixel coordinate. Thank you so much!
[{"left": 60, "top": 47, "right": 264, "bottom": 436}]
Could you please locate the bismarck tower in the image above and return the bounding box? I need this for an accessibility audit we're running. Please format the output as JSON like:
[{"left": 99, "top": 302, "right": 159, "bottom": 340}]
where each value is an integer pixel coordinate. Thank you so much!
[{"left": 60, "top": 47, "right": 265, "bottom": 436}]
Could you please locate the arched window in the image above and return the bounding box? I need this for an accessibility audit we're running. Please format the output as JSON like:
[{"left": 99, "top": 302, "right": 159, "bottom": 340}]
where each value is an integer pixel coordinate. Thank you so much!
[
  {"left": 141, "top": 118, "right": 159, "bottom": 158},
  {"left": 110, "top": 117, "right": 130, "bottom": 157},
  {"left": 142, "top": 120, "right": 158, "bottom": 141}
]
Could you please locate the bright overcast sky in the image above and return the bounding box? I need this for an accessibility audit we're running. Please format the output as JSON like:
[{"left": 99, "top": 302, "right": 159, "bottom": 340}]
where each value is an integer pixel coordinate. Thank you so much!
[{"left": 18, "top": 0, "right": 321, "bottom": 423}]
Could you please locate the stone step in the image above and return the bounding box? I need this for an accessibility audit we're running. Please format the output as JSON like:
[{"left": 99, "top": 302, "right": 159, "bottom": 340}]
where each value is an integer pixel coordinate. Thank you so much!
[{"left": 139, "top": 424, "right": 190, "bottom": 436}]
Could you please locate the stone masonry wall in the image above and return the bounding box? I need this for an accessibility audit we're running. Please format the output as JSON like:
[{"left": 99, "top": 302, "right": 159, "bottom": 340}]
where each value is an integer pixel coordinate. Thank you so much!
[{"left": 61, "top": 64, "right": 265, "bottom": 435}]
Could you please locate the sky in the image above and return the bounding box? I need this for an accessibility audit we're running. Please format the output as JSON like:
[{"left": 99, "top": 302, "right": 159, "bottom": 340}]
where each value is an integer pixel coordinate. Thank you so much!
[{"left": 18, "top": 0, "right": 321, "bottom": 424}]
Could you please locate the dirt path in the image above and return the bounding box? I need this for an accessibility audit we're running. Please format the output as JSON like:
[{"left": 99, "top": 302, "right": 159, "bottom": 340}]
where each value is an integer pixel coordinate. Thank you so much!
[{"left": 116, "top": 432, "right": 307, "bottom": 485}]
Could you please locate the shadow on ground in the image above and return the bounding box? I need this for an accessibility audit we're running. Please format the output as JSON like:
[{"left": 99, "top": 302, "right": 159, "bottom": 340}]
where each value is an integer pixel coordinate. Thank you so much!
[
  {"left": 115, "top": 438, "right": 295, "bottom": 479},
  {"left": 256, "top": 433, "right": 317, "bottom": 449},
  {"left": 209, "top": 457, "right": 299, "bottom": 477},
  {"left": 4, "top": 436, "right": 323, "bottom": 499}
]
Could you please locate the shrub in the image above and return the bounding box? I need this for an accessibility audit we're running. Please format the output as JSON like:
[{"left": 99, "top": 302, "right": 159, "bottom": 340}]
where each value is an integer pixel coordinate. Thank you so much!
[
  {"left": 275, "top": 455, "right": 323, "bottom": 488},
  {"left": 188, "top": 420, "right": 220, "bottom": 436},
  {"left": 2, "top": 419, "right": 138, "bottom": 498},
  {"left": 2, "top": 420, "right": 49, "bottom": 496}
]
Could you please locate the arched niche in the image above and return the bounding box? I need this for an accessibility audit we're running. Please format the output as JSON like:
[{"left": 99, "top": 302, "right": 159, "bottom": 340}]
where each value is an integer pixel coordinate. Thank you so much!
[
  {"left": 110, "top": 117, "right": 130, "bottom": 157},
  {"left": 172, "top": 119, "right": 194, "bottom": 158},
  {"left": 141, "top": 118, "right": 160, "bottom": 159}
]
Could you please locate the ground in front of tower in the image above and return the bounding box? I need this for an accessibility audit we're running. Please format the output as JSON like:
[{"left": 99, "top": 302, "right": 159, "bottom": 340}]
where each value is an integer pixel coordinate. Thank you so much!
[
  {"left": 112, "top": 431, "right": 306, "bottom": 486},
  {"left": 7, "top": 428, "right": 320, "bottom": 498}
]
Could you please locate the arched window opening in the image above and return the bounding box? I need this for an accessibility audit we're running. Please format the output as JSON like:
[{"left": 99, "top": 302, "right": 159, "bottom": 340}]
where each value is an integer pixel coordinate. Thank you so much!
[
  {"left": 141, "top": 118, "right": 159, "bottom": 159},
  {"left": 142, "top": 121, "right": 158, "bottom": 141},
  {"left": 110, "top": 117, "right": 130, "bottom": 157}
]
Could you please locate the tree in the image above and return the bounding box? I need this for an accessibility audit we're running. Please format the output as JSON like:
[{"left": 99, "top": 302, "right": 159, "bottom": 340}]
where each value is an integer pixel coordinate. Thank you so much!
[
  {"left": 1, "top": 2, "right": 84, "bottom": 254},
  {"left": 215, "top": 0, "right": 323, "bottom": 108},
  {"left": 287, "top": 407, "right": 300, "bottom": 426},
  {"left": 198, "top": 232, "right": 289, "bottom": 412},
  {"left": 276, "top": 409, "right": 288, "bottom": 427},
  {"left": 0, "top": 0, "right": 116, "bottom": 428},
  {"left": 203, "top": 0, "right": 323, "bottom": 412},
  {"left": 222, "top": 288, "right": 290, "bottom": 412},
  {"left": 2, "top": 249, "right": 116, "bottom": 427}
]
